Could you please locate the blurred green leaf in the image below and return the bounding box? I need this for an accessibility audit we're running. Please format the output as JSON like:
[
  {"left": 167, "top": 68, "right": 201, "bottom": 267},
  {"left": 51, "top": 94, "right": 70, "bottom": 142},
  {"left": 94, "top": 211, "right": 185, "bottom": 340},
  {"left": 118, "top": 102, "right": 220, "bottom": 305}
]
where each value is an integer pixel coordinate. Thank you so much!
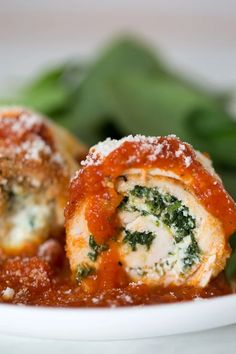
[
  {"left": 225, "top": 233, "right": 236, "bottom": 282},
  {"left": 226, "top": 249, "right": 236, "bottom": 281},
  {"left": 225, "top": 233, "right": 236, "bottom": 281},
  {"left": 60, "top": 38, "right": 227, "bottom": 144},
  {"left": 219, "top": 170, "right": 236, "bottom": 200},
  {"left": 230, "top": 233, "right": 236, "bottom": 250},
  {"left": 3, "top": 62, "right": 85, "bottom": 124},
  {"left": 186, "top": 109, "right": 236, "bottom": 169},
  {"left": 65, "top": 37, "right": 170, "bottom": 143},
  {"left": 105, "top": 74, "right": 215, "bottom": 138},
  {"left": 20, "top": 65, "right": 71, "bottom": 113}
]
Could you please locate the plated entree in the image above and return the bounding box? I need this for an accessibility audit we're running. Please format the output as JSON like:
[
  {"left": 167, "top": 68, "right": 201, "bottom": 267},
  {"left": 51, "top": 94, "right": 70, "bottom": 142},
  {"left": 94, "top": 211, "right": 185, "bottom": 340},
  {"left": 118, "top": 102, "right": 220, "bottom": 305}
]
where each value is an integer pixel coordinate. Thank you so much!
[{"left": 0, "top": 107, "right": 236, "bottom": 307}]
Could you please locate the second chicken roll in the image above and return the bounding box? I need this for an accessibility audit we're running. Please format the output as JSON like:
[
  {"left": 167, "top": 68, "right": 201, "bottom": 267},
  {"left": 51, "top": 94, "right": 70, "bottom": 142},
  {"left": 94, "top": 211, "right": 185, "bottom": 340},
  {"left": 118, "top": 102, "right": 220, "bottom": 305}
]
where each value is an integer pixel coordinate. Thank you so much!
[{"left": 0, "top": 107, "right": 86, "bottom": 254}]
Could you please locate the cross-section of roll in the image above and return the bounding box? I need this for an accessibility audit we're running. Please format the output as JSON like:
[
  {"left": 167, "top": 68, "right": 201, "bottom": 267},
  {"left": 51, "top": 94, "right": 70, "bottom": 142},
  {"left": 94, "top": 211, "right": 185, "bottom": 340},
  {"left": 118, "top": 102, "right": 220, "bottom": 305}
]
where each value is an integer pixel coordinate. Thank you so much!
[
  {"left": 65, "top": 135, "right": 236, "bottom": 288},
  {"left": 0, "top": 107, "right": 86, "bottom": 254}
]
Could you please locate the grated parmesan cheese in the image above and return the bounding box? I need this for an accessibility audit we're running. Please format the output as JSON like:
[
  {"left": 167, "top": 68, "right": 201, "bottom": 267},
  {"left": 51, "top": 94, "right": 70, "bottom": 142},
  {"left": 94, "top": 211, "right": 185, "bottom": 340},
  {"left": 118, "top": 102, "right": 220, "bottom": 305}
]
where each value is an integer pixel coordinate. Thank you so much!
[
  {"left": 175, "top": 144, "right": 186, "bottom": 158},
  {"left": 10, "top": 112, "right": 42, "bottom": 133},
  {"left": 184, "top": 156, "right": 192, "bottom": 167},
  {"left": 0, "top": 108, "right": 66, "bottom": 167},
  {"left": 81, "top": 134, "right": 194, "bottom": 169},
  {"left": 19, "top": 139, "right": 52, "bottom": 161},
  {"left": 91, "top": 135, "right": 158, "bottom": 158},
  {"left": 1, "top": 287, "right": 15, "bottom": 300}
]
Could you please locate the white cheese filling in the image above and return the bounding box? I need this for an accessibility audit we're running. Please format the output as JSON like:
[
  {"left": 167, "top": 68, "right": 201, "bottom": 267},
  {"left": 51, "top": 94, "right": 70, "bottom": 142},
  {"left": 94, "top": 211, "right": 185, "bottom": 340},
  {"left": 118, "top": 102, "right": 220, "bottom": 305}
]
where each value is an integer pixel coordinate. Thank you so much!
[
  {"left": 0, "top": 191, "right": 53, "bottom": 249},
  {"left": 116, "top": 171, "right": 206, "bottom": 285},
  {"left": 118, "top": 194, "right": 199, "bottom": 281}
]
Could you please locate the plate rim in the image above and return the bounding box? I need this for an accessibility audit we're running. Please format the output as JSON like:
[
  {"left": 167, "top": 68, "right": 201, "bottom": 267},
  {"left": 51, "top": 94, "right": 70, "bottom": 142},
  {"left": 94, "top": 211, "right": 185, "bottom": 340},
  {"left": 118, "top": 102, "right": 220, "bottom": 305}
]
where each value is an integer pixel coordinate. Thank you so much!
[{"left": 1, "top": 293, "right": 236, "bottom": 340}]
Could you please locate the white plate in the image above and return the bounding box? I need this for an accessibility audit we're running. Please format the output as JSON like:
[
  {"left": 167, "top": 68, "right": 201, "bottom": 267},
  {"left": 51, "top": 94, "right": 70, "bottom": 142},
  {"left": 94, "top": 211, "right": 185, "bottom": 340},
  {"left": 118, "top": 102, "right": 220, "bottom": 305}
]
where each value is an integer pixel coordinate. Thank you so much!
[{"left": 1, "top": 294, "right": 236, "bottom": 341}]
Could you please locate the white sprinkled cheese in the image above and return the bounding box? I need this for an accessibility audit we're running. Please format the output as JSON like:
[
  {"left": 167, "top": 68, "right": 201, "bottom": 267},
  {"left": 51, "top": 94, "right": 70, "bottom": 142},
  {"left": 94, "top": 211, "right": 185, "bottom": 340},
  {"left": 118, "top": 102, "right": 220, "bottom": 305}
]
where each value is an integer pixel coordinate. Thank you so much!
[
  {"left": 184, "top": 156, "right": 192, "bottom": 167},
  {"left": 1, "top": 287, "right": 15, "bottom": 300},
  {"left": 18, "top": 139, "right": 52, "bottom": 161},
  {"left": 0, "top": 107, "right": 67, "bottom": 166},
  {"left": 175, "top": 144, "right": 186, "bottom": 158},
  {"left": 81, "top": 135, "right": 159, "bottom": 167},
  {"left": 10, "top": 112, "right": 42, "bottom": 133},
  {"left": 80, "top": 134, "right": 195, "bottom": 168},
  {"left": 90, "top": 135, "right": 157, "bottom": 159}
]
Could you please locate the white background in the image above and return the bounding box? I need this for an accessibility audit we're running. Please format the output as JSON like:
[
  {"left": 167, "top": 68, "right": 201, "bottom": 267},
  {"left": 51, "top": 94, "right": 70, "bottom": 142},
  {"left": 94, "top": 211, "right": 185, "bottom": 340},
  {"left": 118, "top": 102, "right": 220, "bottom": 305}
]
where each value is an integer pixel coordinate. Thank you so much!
[{"left": 0, "top": 0, "right": 236, "bottom": 94}]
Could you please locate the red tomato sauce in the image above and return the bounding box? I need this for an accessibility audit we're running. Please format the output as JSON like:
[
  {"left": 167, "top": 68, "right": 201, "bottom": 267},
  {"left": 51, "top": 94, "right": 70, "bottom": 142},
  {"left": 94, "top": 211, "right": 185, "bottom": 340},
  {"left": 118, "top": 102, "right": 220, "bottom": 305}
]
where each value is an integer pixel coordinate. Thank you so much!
[{"left": 0, "top": 247, "right": 232, "bottom": 307}]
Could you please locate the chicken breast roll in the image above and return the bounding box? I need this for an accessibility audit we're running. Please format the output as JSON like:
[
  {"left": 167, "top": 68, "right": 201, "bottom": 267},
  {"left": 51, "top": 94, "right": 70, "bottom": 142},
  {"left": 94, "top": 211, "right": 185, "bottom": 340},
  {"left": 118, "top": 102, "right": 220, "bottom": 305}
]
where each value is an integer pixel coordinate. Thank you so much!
[
  {"left": 66, "top": 135, "right": 236, "bottom": 288},
  {"left": 0, "top": 107, "right": 86, "bottom": 254}
]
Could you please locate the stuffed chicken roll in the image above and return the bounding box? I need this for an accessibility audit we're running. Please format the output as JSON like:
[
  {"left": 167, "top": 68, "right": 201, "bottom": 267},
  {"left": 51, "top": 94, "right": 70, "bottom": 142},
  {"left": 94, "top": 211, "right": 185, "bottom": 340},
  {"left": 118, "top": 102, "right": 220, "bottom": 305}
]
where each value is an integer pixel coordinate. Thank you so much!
[
  {"left": 66, "top": 135, "right": 236, "bottom": 288},
  {"left": 0, "top": 107, "right": 86, "bottom": 254}
]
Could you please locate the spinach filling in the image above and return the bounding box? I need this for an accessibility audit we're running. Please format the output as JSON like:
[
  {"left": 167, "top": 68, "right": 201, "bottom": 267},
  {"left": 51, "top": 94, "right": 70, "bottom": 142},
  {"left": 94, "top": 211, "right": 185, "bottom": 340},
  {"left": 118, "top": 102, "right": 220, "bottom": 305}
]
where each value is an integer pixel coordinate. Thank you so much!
[
  {"left": 119, "top": 185, "right": 200, "bottom": 270},
  {"left": 87, "top": 235, "right": 109, "bottom": 262},
  {"left": 77, "top": 236, "right": 109, "bottom": 282},
  {"left": 76, "top": 263, "right": 95, "bottom": 282},
  {"left": 123, "top": 230, "right": 155, "bottom": 251}
]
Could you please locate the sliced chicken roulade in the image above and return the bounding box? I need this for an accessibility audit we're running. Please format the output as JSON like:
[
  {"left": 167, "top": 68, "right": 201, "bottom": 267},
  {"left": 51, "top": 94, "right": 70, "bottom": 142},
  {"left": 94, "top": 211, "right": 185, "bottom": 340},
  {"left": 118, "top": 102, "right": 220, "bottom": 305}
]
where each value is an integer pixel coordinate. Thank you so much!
[
  {"left": 0, "top": 107, "right": 86, "bottom": 254},
  {"left": 65, "top": 135, "right": 236, "bottom": 288}
]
